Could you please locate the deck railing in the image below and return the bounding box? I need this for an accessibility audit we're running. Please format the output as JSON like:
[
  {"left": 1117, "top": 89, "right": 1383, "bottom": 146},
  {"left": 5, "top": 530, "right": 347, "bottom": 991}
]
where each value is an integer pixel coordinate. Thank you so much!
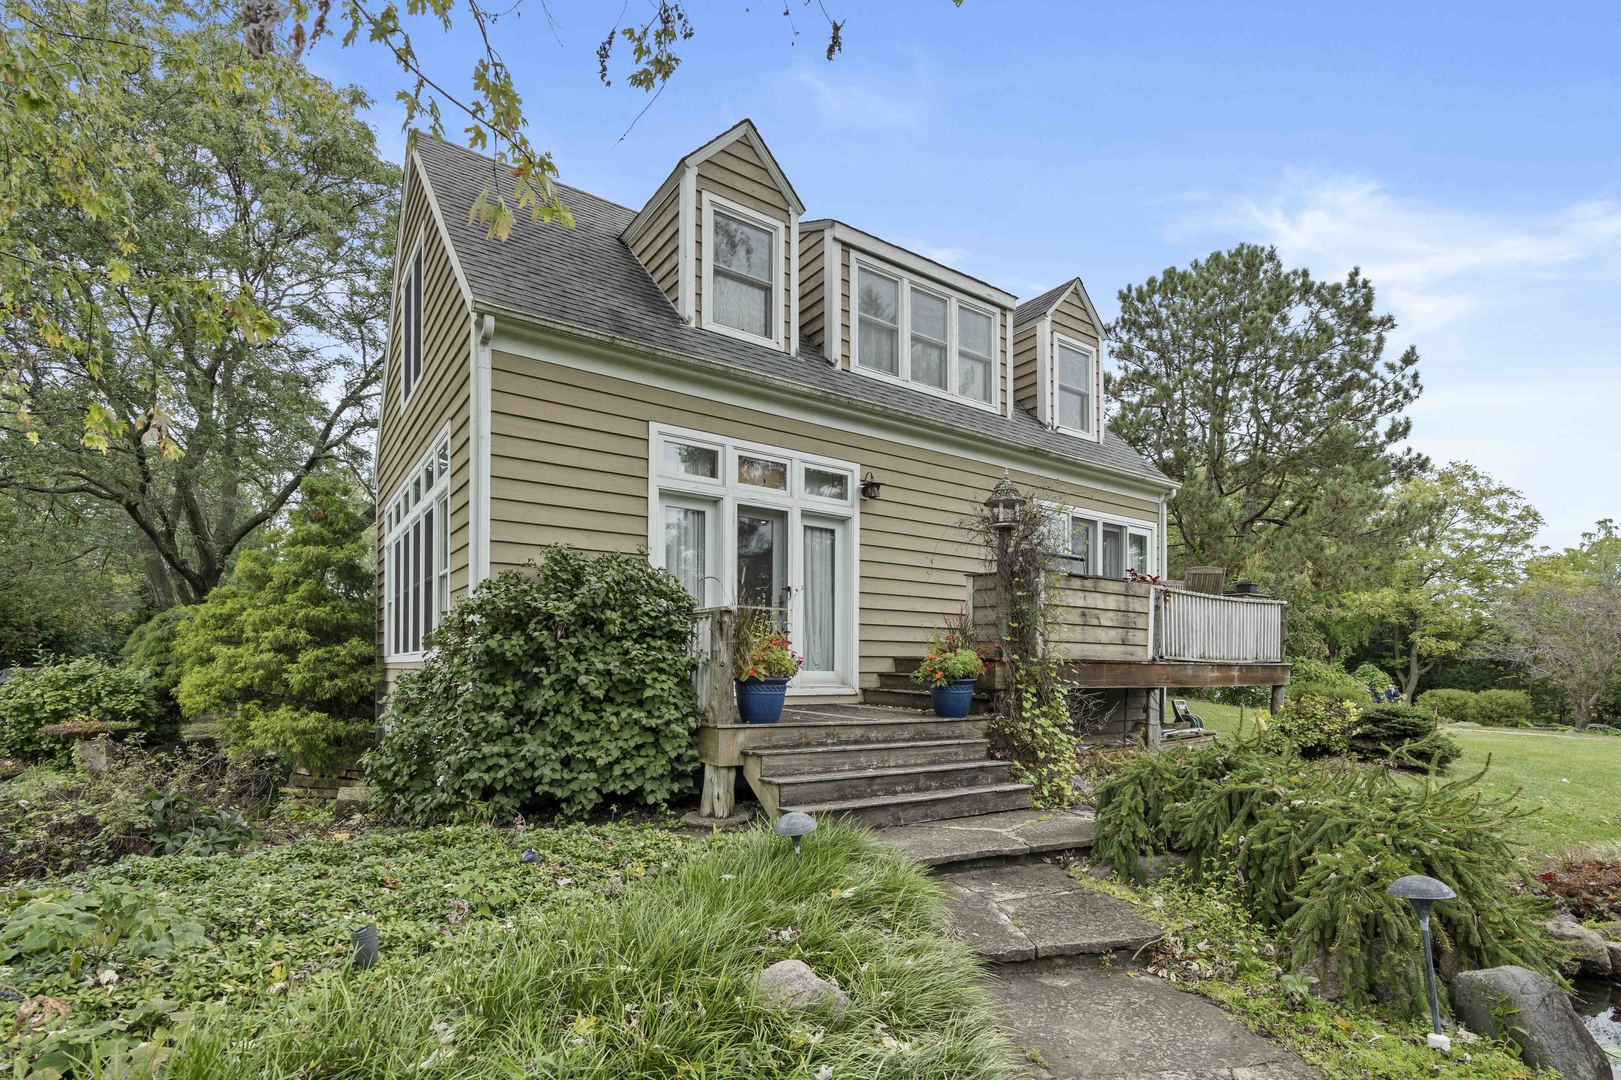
[
  {"left": 688, "top": 606, "right": 737, "bottom": 722},
  {"left": 1154, "top": 588, "right": 1286, "bottom": 663}
]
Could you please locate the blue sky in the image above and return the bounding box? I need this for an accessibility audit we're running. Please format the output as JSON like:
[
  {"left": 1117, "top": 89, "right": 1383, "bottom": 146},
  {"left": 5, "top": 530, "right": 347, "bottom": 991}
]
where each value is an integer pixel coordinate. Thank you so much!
[{"left": 321, "top": 0, "right": 1619, "bottom": 549}]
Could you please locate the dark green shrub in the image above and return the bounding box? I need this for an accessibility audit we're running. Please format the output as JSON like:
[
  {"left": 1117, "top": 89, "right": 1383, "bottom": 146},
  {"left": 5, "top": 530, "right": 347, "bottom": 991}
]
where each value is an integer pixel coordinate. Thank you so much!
[
  {"left": 172, "top": 475, "right": 376, "bottom": 773},
  {"left": 1093, "top": 745, "right": 1560, "bottom": 1011},
  {"left": 1259, "top": 694, "right": 1360, "bottom": 758},
  {"left": 121, "top": 607, "right": 190, "bottom": 699},
  {"left": 1348, "top": 703, "right": 1460, "bottom": 770},
  {"left": 1352, "top": 662, "right": 1395, "bottom": 694},
  {"left": 1285, "top": 658, "right": 1364, "bottom": 703},
  {"left": 1416, "top": 687, "right": 1476, "bottom": 723},
  {"left": 368, "top": 549, "right": 702, "bottom": 822},
  {"left": 1472, "top": 688, "right": 1534, "bottom": 727},
  {"left": 0, "top": 657, "right": 163, "bottom": 762}
]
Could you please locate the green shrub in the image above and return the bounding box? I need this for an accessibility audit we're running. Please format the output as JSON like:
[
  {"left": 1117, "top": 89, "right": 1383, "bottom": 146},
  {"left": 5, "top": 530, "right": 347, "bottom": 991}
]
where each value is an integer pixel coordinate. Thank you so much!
[
  {"left": 1416, "top": 687, "right": 1477, "bottom": 723},
  {"left": 1286, "top": 658, "right": 1364, "bottom": 703},
  {"left": 1260, "top": 694, "right": 1360, "bottom": 758},
  {"left": 1352, "top": 663, "right": 1395, "bottom": 694},
  {"left": 1092, "top": 745, "right": 1560, "bottom": 1011},
  {"left": 369, "top": 549, "right": 703, "bottom": 823},
  {"left": 1349, "top": 704, "right": 1461, "bottom": 770},
  {"left": 121, "top": 606, "right": 190, "bottom": 698},
  {"left": 0, "top": 656, "right": 163, "bottom": 762},
  {"left": 172, "top": 475, "right": 376, "bottom": 773},
  {"left": 1472, "top": 688, "right": 1534, "bottom": 727}
]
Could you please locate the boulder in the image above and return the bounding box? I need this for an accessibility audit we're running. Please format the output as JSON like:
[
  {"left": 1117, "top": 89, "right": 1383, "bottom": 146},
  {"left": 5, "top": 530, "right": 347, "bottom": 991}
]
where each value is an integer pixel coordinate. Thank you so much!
[
  {"left": 754, "top": 959, "right": 849, "bottom": 1014},
  {"left": 1544, "top": 916, "right": 1613, "bottom": 977},
  {"left": 72, "top": 738, "right": 113, "bottom": 773},
  {"left": 332, "top": 783, "right": 372, "bottom": 822},
  {"left": 1086, "top": 852, "right": 1188, "bottom": 884},
  {"left": 1451, "top": 965, "right": 1610, "bottom": 1080},
  {"left": 1608, "top": 941, "right": 1621, "bottom": 975}
]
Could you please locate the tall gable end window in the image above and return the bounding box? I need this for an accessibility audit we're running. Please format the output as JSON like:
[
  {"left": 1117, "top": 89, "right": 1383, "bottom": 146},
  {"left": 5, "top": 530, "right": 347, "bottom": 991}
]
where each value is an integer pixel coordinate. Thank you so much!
[
  {"left": 1055, "top": 337, "right": 1095, "bottom": 435},
  {"left": 399, "top": 244, "right": 423, "bottom": 408},
  {"left": 385, "top": 430, "right": 450, "bottom": 660},
  {"left": 701, "top": 194, "right": 784, "bottom": 348},
  {"left": 852, "top": 257, "right": 1000, "bottom": 411}
]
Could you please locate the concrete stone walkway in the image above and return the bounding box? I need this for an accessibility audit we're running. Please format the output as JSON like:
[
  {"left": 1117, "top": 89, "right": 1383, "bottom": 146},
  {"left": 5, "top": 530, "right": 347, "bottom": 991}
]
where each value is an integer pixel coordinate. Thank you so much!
[{"left": 878, "top": 811, "right": 1321, "bottom": 1080}]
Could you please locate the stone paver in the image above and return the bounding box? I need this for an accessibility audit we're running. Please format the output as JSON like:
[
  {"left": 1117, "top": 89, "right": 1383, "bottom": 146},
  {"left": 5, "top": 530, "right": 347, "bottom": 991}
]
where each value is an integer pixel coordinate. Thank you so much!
[
  {"left": 994, "top": 964, "right": 1321, "bottom": 1079},
  {"left": 940, "top": 862, "right": 1161, "bottom": 964},
  {"left": 875, "top": 807, "right": 1096, "bottom": 867}
]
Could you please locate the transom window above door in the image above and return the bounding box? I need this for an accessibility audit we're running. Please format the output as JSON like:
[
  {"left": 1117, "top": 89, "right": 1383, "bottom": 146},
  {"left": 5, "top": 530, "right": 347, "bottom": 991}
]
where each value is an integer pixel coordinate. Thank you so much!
[
  {"left": 700, "top": 193, "right": 785, "bottom": 349},
  {"left": 852, "top": 257, "right": 1001, "bottom": 411}
]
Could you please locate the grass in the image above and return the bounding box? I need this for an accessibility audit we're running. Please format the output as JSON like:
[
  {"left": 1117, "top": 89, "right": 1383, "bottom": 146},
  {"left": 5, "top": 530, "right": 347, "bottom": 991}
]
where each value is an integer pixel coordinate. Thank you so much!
[
  {"left": 1074, "top": 870, "right": 1555, "bottom": 1080},
  {"left": 1184, "top": 697, "right": 1621, "bottom": 857},
  {"left": 166, "top": 825, "right": 1020, "bottom": 1078}
]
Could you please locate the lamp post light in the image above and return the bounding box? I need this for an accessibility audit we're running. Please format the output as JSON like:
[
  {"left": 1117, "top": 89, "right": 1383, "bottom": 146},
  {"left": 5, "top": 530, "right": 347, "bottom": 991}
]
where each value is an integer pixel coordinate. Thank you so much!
[
  {"left": 985, "top": 471, "right": 1023, "bottom": 534},
  {"left": 1386, "top": 874, "right": 1457, "bottom": 1051},
  {"left": 773, "top": 811, "right": 817, "bottom": 857}
]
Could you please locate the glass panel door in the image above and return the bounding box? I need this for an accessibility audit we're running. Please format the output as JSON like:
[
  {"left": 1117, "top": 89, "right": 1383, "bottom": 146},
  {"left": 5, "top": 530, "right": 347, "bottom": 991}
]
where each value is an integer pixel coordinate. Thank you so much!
[
  {"left": 1100, "top": 523, "right": 1125, "bottom": 579},
  {"left": 736, "top": 508, "right": 788, "bottom": 628},
  {"left": 662, "top": 499, "right": 712, "bottom": 604},
  {"left": 1127, "top": 528, "right": 1152, "bottom": 576},
  {"left": 801, "top": 523, "right": 838, "bottom": 672}
]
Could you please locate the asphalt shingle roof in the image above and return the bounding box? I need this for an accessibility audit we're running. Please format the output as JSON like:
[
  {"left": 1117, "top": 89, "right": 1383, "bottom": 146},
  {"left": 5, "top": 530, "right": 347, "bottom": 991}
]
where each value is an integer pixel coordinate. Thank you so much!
[
  {"left": 414, "top": 138, "right": 1171, "bottom": 489},
  {"left": 1013, "top": 279, "right": 1079, "bottom": 326}
]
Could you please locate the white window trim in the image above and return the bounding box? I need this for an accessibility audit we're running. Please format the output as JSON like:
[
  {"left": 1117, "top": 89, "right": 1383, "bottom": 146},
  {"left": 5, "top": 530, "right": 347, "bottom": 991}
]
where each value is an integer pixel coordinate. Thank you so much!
[
  {"left": 647, "top": 422, "right": 860, "bottom": 696},
  {"left": 699, "top": 191, "right": 786, "bottom": 351},
  {"left": 396, "top": 229, "right": 425, "bottom": 414},
  {"left": 383, "top": 424, "right": 451, "bottom": 662},
  {"left": 849, "top": 252, "right": 1003, "bottom": 414},
  {"left": 1044, "top": 501, "right": 1158, "bottom": 579},
  {"left": 1050, "top": 332, "right": 1101, "bottom": 441}
]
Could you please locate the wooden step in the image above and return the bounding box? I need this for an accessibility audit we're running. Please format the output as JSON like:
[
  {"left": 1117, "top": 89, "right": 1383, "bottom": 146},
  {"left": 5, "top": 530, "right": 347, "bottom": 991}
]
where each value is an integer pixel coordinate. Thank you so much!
[
  {"left": 862, "top": 686, "right": 992, "bottom": 711},
  {"left": 745, "top": 738, "right": 990, "bottom": 774},
  {"left": 782, "top": 783, "right": 1033, "bottom": 828},
  {"left": 722, "top": 715, "right": 990, "bottom": 751},
  {"left": 761, "top": 760, "right": 1014, "bottom": 806}
]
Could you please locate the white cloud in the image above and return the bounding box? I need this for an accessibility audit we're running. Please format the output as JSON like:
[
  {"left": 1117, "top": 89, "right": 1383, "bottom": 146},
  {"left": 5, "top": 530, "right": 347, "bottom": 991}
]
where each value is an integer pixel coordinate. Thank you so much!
[{"left": 776, "top": 65, "right": 934, "bottom": 134}]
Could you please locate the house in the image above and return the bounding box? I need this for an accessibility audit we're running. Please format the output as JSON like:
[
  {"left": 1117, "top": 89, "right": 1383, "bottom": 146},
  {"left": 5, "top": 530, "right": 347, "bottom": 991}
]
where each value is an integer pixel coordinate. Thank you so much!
[{"left": 375, "top": 119, "right": 1289, "bottom": 826}]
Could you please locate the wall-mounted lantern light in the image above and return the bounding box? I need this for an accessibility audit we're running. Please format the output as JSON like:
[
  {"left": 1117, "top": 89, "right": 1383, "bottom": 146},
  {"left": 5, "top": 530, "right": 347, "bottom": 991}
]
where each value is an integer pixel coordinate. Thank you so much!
[
  {"left": 1386, "top": 874, "right": 1456, "bottom": 1051},
  {"left": 860, "top": 472, "right": 882, "bottom": 501}
]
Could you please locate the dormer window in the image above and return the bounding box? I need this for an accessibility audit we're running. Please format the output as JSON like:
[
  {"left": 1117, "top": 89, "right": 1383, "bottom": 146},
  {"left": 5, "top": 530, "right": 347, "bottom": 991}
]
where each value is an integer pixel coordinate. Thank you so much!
[
  {"left": 1055, "top": 337, "right": 1095, "bottom": 434},
  {"left": 852, "top": 256, "right": 1002, "bottom": 412},
  {"left": 701, "top": 193, "right": 785, "bottom": 348}
]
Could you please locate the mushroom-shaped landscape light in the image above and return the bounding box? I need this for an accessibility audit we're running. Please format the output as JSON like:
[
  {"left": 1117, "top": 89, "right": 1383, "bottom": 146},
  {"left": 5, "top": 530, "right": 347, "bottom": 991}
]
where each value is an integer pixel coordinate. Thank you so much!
[
  {"left": 773, "top": 811, "right": 817, "bottom": 857},
  {"left": 1387, "top": 874, "right": 1456, "bottom": 1050}
]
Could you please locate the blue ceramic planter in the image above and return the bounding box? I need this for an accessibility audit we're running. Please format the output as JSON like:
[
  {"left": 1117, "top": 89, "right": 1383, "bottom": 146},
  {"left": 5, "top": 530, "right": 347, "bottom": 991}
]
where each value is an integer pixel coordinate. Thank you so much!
[
  {"left": 930, "top": 678, "right": 979, "bottom": 718},
  {"left": 736, "top": 676, "right": 791, "bottom": 724}
]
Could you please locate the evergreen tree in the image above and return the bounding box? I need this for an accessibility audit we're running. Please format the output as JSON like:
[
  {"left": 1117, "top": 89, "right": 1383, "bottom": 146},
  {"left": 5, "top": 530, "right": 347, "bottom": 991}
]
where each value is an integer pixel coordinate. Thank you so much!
[{"left": 173, "top": 474, "right": 376, "bottom": 772}]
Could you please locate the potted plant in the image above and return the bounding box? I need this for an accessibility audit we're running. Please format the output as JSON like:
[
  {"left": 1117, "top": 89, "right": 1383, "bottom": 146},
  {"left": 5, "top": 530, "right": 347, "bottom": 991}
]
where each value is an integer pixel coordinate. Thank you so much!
[
  {"left": 733, "top": 610, "right": 802, "bottom": 724},
  {"left": 910, "top": 634, "right": 987, "bottom": 718}
]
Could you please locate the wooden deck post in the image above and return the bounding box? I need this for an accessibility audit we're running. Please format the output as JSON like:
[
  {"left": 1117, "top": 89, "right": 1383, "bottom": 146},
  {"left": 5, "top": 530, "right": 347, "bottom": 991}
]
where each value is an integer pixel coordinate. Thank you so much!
[
  {"left": 700, "top": 764, "right": 737, "bottom": 818},
  {"left": 1270, "top": 683, "right": 1287, "bottom": 716}
]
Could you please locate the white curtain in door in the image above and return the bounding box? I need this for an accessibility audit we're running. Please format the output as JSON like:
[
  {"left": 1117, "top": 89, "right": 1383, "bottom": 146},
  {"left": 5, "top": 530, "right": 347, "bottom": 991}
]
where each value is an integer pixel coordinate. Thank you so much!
[
  {"left": 663, "top": 505, "right": 707, "bottom": 603},
  {"left": 802, "top": 525, "right": 837, "bottom": 671}
]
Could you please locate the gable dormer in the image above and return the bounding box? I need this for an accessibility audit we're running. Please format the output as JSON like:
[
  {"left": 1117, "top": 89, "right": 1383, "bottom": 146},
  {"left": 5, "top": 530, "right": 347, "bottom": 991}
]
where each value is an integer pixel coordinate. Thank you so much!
[
  {"left": 623, "top": 120, "right": 803, "bottom": 353},
  {"left": 1013, "top": 278, "right": 1106, "bottom": 442}
]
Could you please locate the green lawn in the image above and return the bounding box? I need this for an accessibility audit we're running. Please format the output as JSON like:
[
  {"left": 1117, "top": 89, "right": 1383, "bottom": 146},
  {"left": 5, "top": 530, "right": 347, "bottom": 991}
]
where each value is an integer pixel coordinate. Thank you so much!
[{"left": 1184, "top": 698, "right": 1621, "bottom": 858}]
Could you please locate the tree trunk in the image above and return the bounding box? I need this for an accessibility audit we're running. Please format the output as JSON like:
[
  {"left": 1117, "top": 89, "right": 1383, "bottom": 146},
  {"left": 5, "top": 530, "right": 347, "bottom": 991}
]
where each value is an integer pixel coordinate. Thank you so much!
[
  {"left": 1401, "top": 639, "right": 1423, "bottom": 704},
  {"left": 1573, "top": 695, "right": 1595, "bottom": 731}
]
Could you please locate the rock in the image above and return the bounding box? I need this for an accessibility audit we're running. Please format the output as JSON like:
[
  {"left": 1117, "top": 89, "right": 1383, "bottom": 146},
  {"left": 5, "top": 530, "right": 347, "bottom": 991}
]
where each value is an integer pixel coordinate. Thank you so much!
[
  {"left": 754, "top": 959, "right": 849, "bottom": 1014},
  {"left": 1544, "top": 917, "right": 1613, "bottom": 977},
  {"left": 1592, "top": 920, "right": 1621, "bottom": 941},
  {"left": 1451, "top": 966, "right": 1610, "bottom": 1080},
  {"left": 73, "top": 738, "right": 113, "bottom": 773},
  {"left": 1086, "top": 852, "right": 1188, "bottom": 884},
  {"left": 1608, "top": 941, "right": 1621, "bottom": 975},
  {"left": 332, "top": 783, "right": 372, "bottom": 821},
  {"left": 1296, "top": 950, "right": 1345, "bottom": 1003}
]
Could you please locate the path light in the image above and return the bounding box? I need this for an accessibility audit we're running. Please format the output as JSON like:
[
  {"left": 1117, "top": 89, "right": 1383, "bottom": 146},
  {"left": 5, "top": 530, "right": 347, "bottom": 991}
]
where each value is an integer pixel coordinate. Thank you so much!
[
  {"left": 1387, "top": 874, "right": 1457, "bottom": 1051},
  {"left": 352, "top": 923, "right": 379, "bottom": 970},
  {"left": 985, "top": 471, "right": 1022, "bottom": 532},
  {"left": 774, "top": 812, "right": 817, "bottom": 857}
]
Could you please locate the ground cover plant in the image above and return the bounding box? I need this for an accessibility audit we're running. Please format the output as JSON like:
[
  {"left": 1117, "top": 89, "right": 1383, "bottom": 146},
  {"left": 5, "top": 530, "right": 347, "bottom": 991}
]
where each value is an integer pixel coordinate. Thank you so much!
[
  {"left": 1, "top": 820, "right": 696, "bottom": 1074},
  {"left": 1075, "top": 872, "right": 1554, "bottom": 1080},
  {"left": 1092, "top": 743, "right": 1561, "bottom": 1010},
  {"left": 1187, "top": 698, "right": 1621, "bottom": 855},
  {"left": 165, "top": 825, "right": 1018, "bottom": 1079},
  {"left": 369, "top": 549, "right": 703, "bottom": 822}
]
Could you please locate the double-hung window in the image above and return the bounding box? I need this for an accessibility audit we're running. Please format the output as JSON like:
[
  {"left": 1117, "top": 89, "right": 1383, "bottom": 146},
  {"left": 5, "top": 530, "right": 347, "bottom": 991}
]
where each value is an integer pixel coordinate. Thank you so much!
[
  {"left": 702, "top": 194, "right": 783, "bottom": 347},
  {"left": 853, "top": 259, "right": 1000, "bottom": 409},
  {"left": 1061, "top": 510, "right": 1155, "bottom": 579},
  {"left": 1055, "top": 337, "right": 1095, "bottom": 434},
  {"left": 384, "top": 431, "right": 450, "bottom": 659},
  {"left": 399, "top": 244, "right": 423, "bottom": 407}
]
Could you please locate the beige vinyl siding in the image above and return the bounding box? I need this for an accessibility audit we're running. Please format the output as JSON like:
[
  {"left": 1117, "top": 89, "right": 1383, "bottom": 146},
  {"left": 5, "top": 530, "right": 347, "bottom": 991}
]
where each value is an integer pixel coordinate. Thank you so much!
[
  {"left": 375, "top": 160, "right": 473, "bottom": 691},
  {"left": 1051, "top": 289, "right": 1099, "bottom": 347},
  {"left": 693, "top": 141, "right": 794, "bottom": 344},
  {"left": 799, "top": 224, "right": 827, "bottom": 348},
  {"left": 487, "top": 349, "right": 1160, "bottom": 686},
  {"left": 1012, "top": 320, "right": 1039, "bottom": 415},
  {"left": 626, "top": 185, "right": 681, "bottom": 310}
]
